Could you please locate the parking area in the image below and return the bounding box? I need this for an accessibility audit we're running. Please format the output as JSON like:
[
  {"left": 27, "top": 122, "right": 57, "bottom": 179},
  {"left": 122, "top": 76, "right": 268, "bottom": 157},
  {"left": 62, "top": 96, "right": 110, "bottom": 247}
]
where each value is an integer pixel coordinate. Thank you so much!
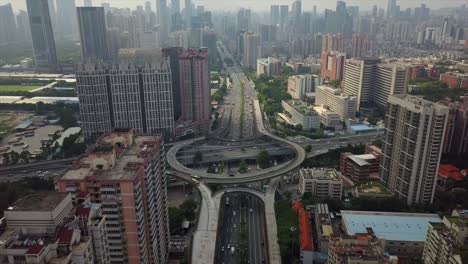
[{"left": 1, "top": 125, "right": 63, "bottom": 156}]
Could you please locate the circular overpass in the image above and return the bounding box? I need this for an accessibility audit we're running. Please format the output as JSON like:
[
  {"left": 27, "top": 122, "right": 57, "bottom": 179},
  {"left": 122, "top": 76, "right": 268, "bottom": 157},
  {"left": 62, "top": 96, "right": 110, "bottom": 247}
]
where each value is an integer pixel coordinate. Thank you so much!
[{"left": 166, "top": 100, "right": 306, "bottom": 184}]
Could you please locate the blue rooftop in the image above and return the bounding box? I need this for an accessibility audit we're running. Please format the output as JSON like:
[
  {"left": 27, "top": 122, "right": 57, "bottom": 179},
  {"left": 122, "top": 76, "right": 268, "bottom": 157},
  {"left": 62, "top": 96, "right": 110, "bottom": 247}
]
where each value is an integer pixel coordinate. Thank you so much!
[
  {"left": 341, "top": 211, "right": 441, "bottom": 242},
  {"left": 349, "top": 124, "right": 376, "bottom": 132}
]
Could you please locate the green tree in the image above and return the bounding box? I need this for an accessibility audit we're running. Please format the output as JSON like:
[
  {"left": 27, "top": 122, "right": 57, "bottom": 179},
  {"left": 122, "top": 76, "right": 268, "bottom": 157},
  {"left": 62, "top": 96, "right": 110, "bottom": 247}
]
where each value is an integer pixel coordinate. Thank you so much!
[
  {"left": 180, "top": 199, "right": 197, "bottom": 221},
  {"left": 168, "top": 207, "right": 184, "bottom": 235},
  {"left": 305, "top": 145, "right": 312, "bottom": 153},
  {"left": 256, "top": 150, "right": 270, "bottom": 169},
  {"left": 238, "top": 160, "right": 248, "bottom": 173}
]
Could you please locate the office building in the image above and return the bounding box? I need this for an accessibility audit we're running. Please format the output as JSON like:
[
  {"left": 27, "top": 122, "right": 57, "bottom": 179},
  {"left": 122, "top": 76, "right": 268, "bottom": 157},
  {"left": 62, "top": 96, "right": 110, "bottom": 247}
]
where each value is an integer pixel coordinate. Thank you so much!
[
  {"left": 280, "top": 100, "right": 320, "bottom": 131},
  {"left": 84, "top": 0, "right": 93, "bottom": 7},
  {"left": 380, "top": 95, "right": 449, "bottom": 205},
  {"left": 298, "top": 168, "right": 343, "bottom": 199},
  {"left": 256, "top": 57, "right": 281, "bottom": 76},
  {"left": 343, "top": 58, "right": 409, "bottom": 110},
  {"left": 56, "top": 0, "right": 78, "bottom": 39},
  {"left": 279, "top": 5, "right": 289, "bottom": 26},
  {"left": 351, "top": 33, "right": 369, "bottom": 58},
  {"left": 0, "top": 193, "right": 109, "bottom": 264},
  {"left": 287, "top": 74, "right": 314, "bottom": 100},
  {"left": 341, "top": 210, "right": 441, "bottom": 259},
  {"left": 56, "top": 129, "right": 169, "bottom": 264},
  {"left": 156, "top": 0, "right": 169, "bottom": 45},
  {"left": 26, "top": 0, "right": 57, "bottom": 70},
  {"left": 316, "top": 86, "right": 357, "bottom": 121},
  {"left": 171, "top": 0, "right": 180, "bottom": 14},
  {"left": 387, "top": 0, "right": 397, "bottom": 18},
  {"left": 320, "top": 51, "right": 345, "bottom": 81},
  {"left": 270, "top": 5, "right": 280, "bottom": 25},
  {"left": 0, "top": 4, "right": 16, "bottom": 45},
  {"left": 442, "top": 95, "right": 468, "bottom": 156},
  {"left": 77, "top": 7, "right": 109, "bottom": 61},
  {"left": 242, "top": 32, "right": 259, "bottom": 69},
  {"left": 76, "top": 48, "right": 174, "bottom": 140},
  {"left": 169, "top": 30, "right": 189, "bottom": 49},
  {"left": 178, "top": 48, "right": 211, "bottom": 134}
]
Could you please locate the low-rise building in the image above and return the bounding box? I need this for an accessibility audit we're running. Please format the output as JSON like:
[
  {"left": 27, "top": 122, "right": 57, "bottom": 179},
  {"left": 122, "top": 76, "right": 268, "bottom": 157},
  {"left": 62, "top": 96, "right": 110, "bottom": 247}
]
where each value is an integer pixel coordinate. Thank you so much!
[
  {"left": 340, "top": 153, "right": 380, "bottom": 182},
  {"left": 281, "top": 100, "right": 320, "bottom": 131},
  {"left": 328, "top": 233, "right": 398, "bottom": 264},
  {"left": 313, "top": 106, "right": 342, "bottom": 129},
  {"left": 440, "top": 72, "right": 468, "bottom": 89},
  {"left": 314, "top": 204, "right": 333, "bottom": 253},
  {"left": 298, "top": 168, "right": 343, "bottom": 199},
  {"left": 316, "top": 86, "right": 357, "bottom": 121},
  {"left": 341, "top": 211, "right": 442, "bottom": 261}
]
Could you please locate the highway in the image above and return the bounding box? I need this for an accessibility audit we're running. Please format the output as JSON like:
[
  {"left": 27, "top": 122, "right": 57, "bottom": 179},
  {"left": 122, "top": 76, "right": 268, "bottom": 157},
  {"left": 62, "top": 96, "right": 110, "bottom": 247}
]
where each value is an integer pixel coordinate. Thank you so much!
[{"left": 215, "top": 193, "right": 268, "bottom": 264}]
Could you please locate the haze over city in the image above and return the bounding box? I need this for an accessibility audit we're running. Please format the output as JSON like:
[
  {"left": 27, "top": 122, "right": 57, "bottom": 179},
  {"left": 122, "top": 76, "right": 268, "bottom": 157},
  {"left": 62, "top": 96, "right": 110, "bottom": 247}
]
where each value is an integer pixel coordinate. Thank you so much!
[{"left": 0, "top": 0, "right": 467, "bottom": 263}]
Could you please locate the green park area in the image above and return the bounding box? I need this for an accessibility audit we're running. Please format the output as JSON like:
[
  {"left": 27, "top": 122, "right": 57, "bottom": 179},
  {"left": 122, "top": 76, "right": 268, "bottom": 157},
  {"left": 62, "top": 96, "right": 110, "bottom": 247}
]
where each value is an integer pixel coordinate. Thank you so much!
[
  {"left": 0, "top": 85, "right": 41, "bottom": 92},
  {"left": 275, "top": 200, "right": 299, "bottom": 262}
]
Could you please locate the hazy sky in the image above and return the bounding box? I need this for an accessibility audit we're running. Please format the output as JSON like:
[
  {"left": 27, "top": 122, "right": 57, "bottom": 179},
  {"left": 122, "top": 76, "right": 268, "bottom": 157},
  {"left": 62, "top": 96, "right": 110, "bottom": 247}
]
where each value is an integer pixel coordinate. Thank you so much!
[{"left": 1, "top": 0, "right": 466, "bottom": 13}]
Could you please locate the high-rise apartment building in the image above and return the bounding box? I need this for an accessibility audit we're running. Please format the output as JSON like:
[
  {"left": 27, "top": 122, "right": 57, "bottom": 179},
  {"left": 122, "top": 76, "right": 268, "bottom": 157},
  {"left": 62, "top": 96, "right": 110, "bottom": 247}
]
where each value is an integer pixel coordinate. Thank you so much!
[
  {"left": 77, "top": 7, "right": 110, "bottom": 61},
  {"left": 316, "top": 86, "right": 357, "bottom": 121},
  {"left": 178, "top": 48, "right": 211, "bottom": 133},
  {"left": 0, "top": 4, "right": 16, "bottom": 45},
  {"left": 163, "top": 47, "right": 183, "bottom": 120},
  {"left": 242, "top": 32, "right": 259, "bottom": 69},
  {"left": 351, "top": 33, "right": 369, "bottom": 58},
  {"left": 26, "top": 0, "right": 57, "bottom": 70},
  {"left": 0, "top": 193, "right": 109, "bottom": 264},
  {"left": 76, "top": 48, "right": 174, "bottom": 140},
  {"left": 320, "top": 51, "right": 346, "bottom": 81},
  {"left": 442, "top": 94, "right": 468, "bottom": 156},
  {"left": 343, "top": 58, "right": 409, "bottom": 110},
  {"left": 56, "top": 129, "right": 169, "bottom": 264},
  {"left": 380, "top": 95, "right": 449, "bottom": 205},
  {"left": 279, "top": 5, "right": 289, "bottom": 26}
]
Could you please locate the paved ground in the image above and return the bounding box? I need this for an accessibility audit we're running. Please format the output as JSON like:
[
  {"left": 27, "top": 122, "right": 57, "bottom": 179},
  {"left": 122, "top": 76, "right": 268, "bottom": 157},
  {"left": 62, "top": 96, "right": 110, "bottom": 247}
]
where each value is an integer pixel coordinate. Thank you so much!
[{"left": 215, "top": 192, "right": 268, "bottom": 264}]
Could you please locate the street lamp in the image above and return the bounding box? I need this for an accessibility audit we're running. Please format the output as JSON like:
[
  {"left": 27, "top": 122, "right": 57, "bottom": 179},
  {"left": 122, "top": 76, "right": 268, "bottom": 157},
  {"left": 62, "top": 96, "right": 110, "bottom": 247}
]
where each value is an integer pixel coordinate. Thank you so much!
[{"left": 290, "top": 226, "right": 297, "bottom": 259}]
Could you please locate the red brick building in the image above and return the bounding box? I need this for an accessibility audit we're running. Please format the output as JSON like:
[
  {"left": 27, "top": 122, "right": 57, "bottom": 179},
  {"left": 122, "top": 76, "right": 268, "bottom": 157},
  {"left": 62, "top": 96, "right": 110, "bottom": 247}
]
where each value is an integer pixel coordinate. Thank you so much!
[
  {"left": 320, "top": 51, "right": 345, "bottom": 81},
  {"left": 440, "top": 72, "right": 468, "bottom": 89}
]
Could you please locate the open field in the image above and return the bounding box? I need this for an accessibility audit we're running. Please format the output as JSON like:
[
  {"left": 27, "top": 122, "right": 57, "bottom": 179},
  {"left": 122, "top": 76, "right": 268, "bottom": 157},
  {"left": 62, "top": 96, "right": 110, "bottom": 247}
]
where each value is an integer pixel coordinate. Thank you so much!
[{"left": 0, "top": 85, "right": 42, "bottom": 92}]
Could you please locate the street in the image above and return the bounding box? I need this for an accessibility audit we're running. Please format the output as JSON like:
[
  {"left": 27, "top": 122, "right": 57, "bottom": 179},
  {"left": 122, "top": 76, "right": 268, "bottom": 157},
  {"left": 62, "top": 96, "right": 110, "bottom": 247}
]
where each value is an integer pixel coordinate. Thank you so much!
[{"left": 215, "top": 193, "right": 268, "bottom": 264}]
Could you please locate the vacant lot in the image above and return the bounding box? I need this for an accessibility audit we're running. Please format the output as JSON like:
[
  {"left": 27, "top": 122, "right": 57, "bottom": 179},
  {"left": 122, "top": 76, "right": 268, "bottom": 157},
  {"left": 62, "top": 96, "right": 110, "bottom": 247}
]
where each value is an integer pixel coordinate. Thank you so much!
[{"left": 0, "top": 85, "right": 42, "bottom": 92}]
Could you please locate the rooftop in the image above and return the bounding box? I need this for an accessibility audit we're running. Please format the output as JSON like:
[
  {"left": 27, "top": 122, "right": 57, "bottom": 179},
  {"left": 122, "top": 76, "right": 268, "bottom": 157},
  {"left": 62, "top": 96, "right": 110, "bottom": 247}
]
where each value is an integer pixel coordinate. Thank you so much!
[
  {"left": 8, "top": 193, "right": 68, "bottom": 212},
  {"left": 341, "top": 211, "right": 441, "bottom": 242},
  {"left": 300, "top": 168, "right": 342, "bottom": 182},
  {"left": 348, "top": 154, "right": 377, "bottom": 166}
]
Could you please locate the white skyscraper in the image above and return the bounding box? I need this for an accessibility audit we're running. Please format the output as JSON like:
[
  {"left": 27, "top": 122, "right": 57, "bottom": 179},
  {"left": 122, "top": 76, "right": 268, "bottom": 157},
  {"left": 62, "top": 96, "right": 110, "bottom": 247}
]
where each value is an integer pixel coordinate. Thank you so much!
[{"left": 380, "top": 95, "right": 449, "bottom": 205}]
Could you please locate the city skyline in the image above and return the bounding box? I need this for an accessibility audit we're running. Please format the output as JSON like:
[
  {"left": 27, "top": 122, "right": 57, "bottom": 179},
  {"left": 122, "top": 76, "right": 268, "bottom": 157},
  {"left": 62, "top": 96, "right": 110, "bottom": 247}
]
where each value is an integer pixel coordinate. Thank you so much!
[{"left": 1, "top": 0, "right": 467, "bottom": 13}]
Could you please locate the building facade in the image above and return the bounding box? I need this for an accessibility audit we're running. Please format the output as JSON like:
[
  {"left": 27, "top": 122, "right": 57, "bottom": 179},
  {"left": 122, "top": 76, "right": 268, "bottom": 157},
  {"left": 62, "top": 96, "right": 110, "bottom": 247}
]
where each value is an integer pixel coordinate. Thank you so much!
[
  {"left": 316, "top": 85, "right": 357, "bottom": 121},
  {"left": 298, "top": 168, "right": 343, "bottom": 199},
  {"left": 442, "top": 95, "right": 468, "bottom": 156},
  {"left": 242, "top": 32, "right": 260, "bottom": 69},
  {"left": 379, "top": 95, "right": 449, "bottom": 205},
  {"left": 256, "top": 57, "right": 281, "bottom": 76},
  {"left": 76, "top": 48, "right": 175, "bottom": 141},
  {"left": 56, "top": 129, "right": 170, "bottom": 264}
]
